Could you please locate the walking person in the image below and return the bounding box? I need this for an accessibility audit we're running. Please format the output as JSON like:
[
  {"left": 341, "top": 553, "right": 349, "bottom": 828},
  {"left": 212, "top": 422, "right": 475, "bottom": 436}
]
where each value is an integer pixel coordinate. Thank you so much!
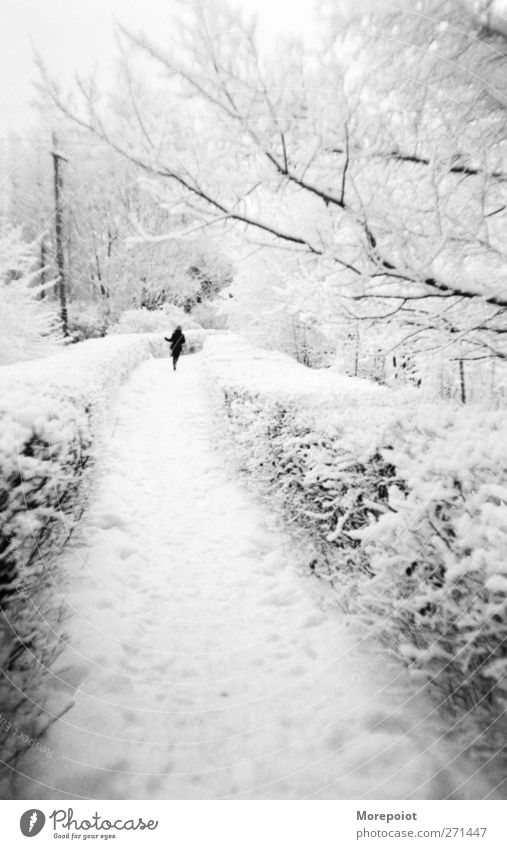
[{"left": 165, "top": 325, "right": 186, "bottom": 371}]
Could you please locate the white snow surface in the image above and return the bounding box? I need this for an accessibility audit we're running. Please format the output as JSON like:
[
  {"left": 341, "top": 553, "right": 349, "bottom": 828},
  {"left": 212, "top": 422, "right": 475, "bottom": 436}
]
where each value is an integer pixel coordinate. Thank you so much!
[{"left": 17, "top": 354, "right": 495, "bottom": 800}]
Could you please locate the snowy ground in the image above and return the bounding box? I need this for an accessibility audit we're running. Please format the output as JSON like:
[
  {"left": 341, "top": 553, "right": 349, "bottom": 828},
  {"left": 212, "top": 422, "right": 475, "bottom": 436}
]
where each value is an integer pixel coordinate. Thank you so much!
[{"left": 14, "top": 354, "right": 497, "bottom": 799}]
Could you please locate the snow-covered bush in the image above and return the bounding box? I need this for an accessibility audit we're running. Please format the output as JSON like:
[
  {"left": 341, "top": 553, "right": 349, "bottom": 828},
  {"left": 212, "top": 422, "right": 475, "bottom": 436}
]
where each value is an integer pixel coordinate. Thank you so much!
[
  {"left": 67, "top": 301, "right": 109, "bottom": 341},
  {"left": 0, "top": 227, "right": 61, "bottom": 364},
  {"left": 108, "top": 305, "right": 200, "bottom": 336},
  {"left": 185, "top": 327, "right": 225, "bottom": 353},
  {"left": 204, "top": 336, "right": 507, "bottom": 727},
  {"left": 355, "top": 407, "right": 507, "bottom": 716},
  {"left": 0, "top": 332, "right": 166, "bottom": 780},
  {"left": 190, "top": 298, "right": 228, "bottom": 330}
]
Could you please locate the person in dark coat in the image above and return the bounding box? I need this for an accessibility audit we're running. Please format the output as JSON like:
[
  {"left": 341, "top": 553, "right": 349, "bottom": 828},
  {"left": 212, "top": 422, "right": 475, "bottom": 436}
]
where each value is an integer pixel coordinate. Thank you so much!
[{"left": 165, "top": 325, "right": 186, "bottom": 371}]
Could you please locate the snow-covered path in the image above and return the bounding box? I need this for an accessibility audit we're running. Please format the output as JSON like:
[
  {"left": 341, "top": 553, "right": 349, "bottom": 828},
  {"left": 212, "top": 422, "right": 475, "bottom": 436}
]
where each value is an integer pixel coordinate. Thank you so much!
[{"left": 18, "top": 355, "right": 492, "bottom": 799}]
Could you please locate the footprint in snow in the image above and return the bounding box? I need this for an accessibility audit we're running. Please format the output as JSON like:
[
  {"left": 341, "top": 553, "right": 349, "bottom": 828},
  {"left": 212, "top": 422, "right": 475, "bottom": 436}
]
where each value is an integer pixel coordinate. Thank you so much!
[
  {"left": 119, "top": 546, "right": 138, "bottom": 560},
  {"left": 95, "top": 510, "right": 129, "bottom": 531},
  {"left": 262, "top": 589, "right": 296, "bottom": 607}
]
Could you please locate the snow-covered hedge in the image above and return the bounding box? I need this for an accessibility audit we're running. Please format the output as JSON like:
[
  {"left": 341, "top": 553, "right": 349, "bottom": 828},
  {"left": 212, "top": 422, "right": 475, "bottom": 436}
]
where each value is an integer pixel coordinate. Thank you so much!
[
  {"left": 0, "top": 333, "right": 167, "bottom": 599},
  {"left": 185, "top": 328, "right": 224, "bottom": 353},
  {"left": 0, "top": 333, "right": 166, "bottom": 777},
  {"left": 204, "top": 336, "right": 507, "bottom": 722},
  {"left": 204, "top": 336, "right": 406, "bottom": 573}
]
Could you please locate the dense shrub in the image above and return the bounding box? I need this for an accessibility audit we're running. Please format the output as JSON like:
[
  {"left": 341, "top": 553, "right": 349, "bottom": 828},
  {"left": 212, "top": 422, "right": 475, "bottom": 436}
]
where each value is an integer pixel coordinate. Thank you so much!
[
  {"left": 357, "top": 407, "right": 507, "bottom": 716},
  {"left": 218, "top": 386, "right": 400, "bottom": 587}
]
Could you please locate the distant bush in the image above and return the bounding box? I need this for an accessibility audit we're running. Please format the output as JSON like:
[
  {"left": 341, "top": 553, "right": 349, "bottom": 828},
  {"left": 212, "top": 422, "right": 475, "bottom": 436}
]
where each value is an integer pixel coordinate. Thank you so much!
[
  {"left": 67, "top": 301, "right": 109, "bottom": 341},
  {"left": 190, "top": 299, "right": 228, "bottom": 330},
  {"left": 108, "top": 305, "right": 201, "bottom": 336}
]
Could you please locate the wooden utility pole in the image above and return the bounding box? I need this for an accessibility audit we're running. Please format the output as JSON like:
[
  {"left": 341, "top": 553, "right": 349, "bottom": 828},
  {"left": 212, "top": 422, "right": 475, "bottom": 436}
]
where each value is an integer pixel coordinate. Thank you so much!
[{"left": 51, "top": 132, "right": 69, "bottom": 336}]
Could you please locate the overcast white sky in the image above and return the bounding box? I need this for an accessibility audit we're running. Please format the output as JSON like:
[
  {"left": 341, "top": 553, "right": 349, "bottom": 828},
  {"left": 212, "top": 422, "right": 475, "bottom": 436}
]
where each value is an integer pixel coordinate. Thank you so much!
[{"left": 0, "top": 0, "right": 317, "bottom": 135}]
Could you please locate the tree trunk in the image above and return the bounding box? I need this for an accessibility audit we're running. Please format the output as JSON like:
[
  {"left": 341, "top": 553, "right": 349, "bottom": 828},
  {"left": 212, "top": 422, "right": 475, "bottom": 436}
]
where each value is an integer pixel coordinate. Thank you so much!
[
  {"left": 39, "top": 238, "right": 47, "bottom": 299},
  {"left": 51, "top": 132, "right": 69, "bottom": 337},
  {"left": 354, "top": 323, "right": 360, "bottom": 377},
  {"left": 459, "top": 358, "right": 466, "bottom": 404}
]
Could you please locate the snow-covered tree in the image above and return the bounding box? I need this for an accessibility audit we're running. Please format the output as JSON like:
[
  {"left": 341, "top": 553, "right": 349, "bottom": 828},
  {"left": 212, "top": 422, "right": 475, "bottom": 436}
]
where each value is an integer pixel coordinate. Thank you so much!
[
  {"left": 2, "top": 118, "right": 233, "bottom": 335},
  {"left": 39, "top": 0, "right": 507, "bottom": 393},
  {"left": 0, "top": 227, "right": 61, "bottom": 364},
  {"left": 224, "top": 249, "right": 338, "bottom": 365}
]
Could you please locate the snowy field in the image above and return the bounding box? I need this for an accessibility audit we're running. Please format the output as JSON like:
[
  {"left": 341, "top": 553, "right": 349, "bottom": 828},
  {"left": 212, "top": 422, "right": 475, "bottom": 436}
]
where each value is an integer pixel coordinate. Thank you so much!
[{"left": 12, "top": 354, "right": 499, "bottom": 800}]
